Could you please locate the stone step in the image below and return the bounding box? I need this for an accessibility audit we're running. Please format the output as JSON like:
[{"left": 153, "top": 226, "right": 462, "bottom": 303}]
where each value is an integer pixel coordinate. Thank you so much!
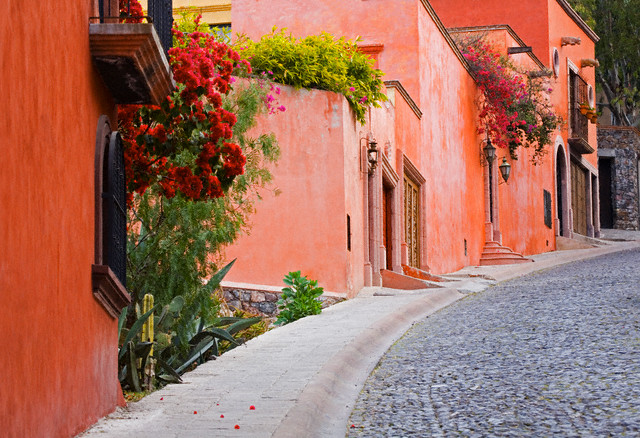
[{"left": 479, "top": 241, "right": 533, "bottom": 265}]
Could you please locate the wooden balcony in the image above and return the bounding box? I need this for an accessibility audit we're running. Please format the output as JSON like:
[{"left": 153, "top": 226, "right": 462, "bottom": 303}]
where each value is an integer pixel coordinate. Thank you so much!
[
  {"left": 568, "top": 108, "right": 595, "bottom": 154},
  {"left": 89, "top": 23, "right": 174, "bottom": 105}
]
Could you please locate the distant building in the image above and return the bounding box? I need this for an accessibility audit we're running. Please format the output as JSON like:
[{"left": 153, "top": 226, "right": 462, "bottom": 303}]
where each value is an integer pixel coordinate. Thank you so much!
[{"left": 598, "top": 126, "right": 640, "bottom": 230}]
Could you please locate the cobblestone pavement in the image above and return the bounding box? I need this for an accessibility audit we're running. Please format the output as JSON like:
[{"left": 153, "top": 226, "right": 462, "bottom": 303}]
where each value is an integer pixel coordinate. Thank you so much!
[{"left": 348, "top": 248, "right": 640, "bottom": 437}]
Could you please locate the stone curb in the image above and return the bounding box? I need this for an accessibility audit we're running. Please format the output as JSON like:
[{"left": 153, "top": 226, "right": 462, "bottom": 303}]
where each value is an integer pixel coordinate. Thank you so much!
[{"left": 272, "top": 288, "right": 464, "bottom": 438}]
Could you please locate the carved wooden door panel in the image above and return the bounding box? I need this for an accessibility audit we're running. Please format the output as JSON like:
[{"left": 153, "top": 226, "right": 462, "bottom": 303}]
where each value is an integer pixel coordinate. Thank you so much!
[
  {"left": 571, "top": 160, "right": 588, "bottom": 235},
  {"left": 404, "top": 176, "right": 420, "bottom": 268}
]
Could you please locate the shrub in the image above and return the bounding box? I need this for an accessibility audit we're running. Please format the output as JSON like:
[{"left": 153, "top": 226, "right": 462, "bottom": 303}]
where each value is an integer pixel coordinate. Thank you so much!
[
  {"left": 275, "top": 271, "right": 324, "bottom": 326},
  {"left": 237, "top": 28, "right": 387, "bottom": 124}
]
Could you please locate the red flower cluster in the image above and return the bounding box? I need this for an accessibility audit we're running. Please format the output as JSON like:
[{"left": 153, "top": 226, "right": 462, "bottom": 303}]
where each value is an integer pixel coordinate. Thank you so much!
[
  {"left": 118, "top": 5, "right": 252, "bottom": 206},
  {"left": 462, "top": 41, "right": 528, "bottom": 150},
  {"left": 119, "top": 0, "right": 144, "bottom": 23},
  {"left": 461, "top": 40, "right": 560, "bottom": 160}
]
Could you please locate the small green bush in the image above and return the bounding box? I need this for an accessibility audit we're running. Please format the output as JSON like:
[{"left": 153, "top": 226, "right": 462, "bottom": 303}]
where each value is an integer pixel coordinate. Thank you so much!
[
  {"left": 238, "top": 28, "right": 387, "bottom": 124},
  {"left": 275, "top": 271, "right": 324, "bottom": 325}
]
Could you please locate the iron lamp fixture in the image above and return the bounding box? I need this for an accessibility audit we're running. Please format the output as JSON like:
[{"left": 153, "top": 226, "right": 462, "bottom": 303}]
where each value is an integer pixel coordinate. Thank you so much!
[
  {"left": 367, "top": 139, "right": 379, "bottom": 174},
  {"left": 483, "top": 136, "right": 496, "bottom": 165},
  {"left": 499, "top": 157, "right": 511, "bottom": 183}
]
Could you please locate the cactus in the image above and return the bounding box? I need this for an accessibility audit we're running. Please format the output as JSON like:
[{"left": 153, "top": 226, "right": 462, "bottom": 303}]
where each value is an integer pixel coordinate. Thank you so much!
[{"left": 142, "top": 294, "right": 155, "bottom": 389}]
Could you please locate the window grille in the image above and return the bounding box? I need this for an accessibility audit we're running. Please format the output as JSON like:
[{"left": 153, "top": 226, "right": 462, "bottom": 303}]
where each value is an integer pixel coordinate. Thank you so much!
[
  {"left": 148, "top": 0, "right": 173, "bottom": 55},
  {"left": 544, "top": 189, "right": 552, "bottom": 229},
  {"left": 103, "top": 132, "right": 127, "bottom": 287}
]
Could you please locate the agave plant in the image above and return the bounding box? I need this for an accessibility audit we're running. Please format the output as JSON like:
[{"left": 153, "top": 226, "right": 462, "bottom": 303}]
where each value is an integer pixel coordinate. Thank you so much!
[{"left": 117, "top": 260, "right": 264, "bottom": 392}]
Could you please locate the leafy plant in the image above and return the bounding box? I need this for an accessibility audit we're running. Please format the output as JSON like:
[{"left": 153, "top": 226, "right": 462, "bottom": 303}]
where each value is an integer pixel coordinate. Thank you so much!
[
  {"left": 275, "top": 271, "right": 324, "bottom": 326},
  {"left": 117, "top": 262, "right": 264, "bottom": 391},
  {"left": 237, "top": 28, "right": 387, "bottom": 124}
]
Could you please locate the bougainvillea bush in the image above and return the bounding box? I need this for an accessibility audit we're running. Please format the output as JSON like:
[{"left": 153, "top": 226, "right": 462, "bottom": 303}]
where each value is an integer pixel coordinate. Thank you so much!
[
  {"left": 237, "top": 28, "right": 387, "bottom": 124},
  {"left": 458, "top": 37, "right": 561, "bottom": 161},
  {"left": 119, "top": 4, "right": 282, "bottom": 384}
]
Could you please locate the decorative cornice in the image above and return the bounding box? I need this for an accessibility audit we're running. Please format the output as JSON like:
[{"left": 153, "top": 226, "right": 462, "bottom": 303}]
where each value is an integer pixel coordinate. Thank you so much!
[
  {"left": 384, "top": 80, "right": 422, "bottom": 120},
  {"left": 357, "top": 43, "right": 384, "bottom": 56},
  {"left": 555, "top": 0, "right": 599, "bottom": 43}
]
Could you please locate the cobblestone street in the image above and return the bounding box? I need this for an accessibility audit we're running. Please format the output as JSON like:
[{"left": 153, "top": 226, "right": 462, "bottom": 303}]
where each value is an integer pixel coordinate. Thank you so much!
[{"left": 348, "top": 248, "right": 640, "bottom": 437}]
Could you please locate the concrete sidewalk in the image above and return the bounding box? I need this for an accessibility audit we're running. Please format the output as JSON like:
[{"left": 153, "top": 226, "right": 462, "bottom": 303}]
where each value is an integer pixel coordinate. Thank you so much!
[{"left": 80, "top": 238, "right": 640, "bottom": 438}]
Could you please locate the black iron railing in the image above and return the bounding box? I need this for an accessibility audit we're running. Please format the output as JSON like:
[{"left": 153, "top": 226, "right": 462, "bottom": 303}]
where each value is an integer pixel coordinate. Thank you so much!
[{"left": 93, "top": 0, "right": 172, "bottom": 55}]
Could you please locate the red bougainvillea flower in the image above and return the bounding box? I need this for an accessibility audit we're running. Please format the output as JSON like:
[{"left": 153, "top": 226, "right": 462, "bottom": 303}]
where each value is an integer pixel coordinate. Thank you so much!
[
  {"left": 118, "top": 2, "right": 253, "bottom": 205},
  {"left": 459, "top": 38, "right": 560, "bottom": 160}
]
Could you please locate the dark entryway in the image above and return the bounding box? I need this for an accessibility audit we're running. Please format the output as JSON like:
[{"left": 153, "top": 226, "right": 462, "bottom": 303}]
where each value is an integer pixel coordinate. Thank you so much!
[
  {"left": 383, "top": 183, "right": 393, "bottom": 270},
  {"left": 599, "top": 157, "right": 614, "bottom": 228}
]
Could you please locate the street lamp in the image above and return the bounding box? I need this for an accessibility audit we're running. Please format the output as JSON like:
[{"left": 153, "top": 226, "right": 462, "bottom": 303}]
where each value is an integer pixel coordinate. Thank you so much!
[
  {"left": 483, "top": 136, "right": 496, "bottom": 165},
  {"left": 367, "top": 139, "right": 379, "bottom": 174},
  {"left": 499, "top": 157, "right": 511, "bottom": 183}
]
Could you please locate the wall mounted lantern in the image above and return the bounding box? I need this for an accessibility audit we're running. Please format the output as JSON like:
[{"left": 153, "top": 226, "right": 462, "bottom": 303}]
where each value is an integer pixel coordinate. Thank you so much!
[
  {"left": 367, "top": 139, "right": 379, "bottom": 174},
  {"left": 483, "top": 136, "right": 496, "bottom": 165},
  {"left": 499, "top": 157, "right": 511, "bottom": 183}
]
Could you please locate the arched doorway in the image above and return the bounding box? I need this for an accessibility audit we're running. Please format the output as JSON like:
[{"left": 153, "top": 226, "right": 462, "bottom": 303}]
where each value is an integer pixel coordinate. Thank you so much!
[{"left": 556, "top": 144, "right": 569, "bottom": 237}]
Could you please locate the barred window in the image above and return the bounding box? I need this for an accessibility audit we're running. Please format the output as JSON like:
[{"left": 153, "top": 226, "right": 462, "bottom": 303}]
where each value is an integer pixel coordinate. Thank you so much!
[{"left": 92, "top": 116, "right": 130, "bottom": 318}]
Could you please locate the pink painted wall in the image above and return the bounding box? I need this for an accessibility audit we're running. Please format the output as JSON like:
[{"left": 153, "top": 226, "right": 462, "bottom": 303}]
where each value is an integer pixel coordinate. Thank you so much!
[
  {"left": 223, "top": 86, "right": 366, "bottom": 295},
  {"left": 414, "top": 6, "right": 486, "bottom": 273},
  {"left": 0, "top": 1, "right": 124, "bottom": 436},
  {"left": 429, "top": 0, "right": 551, "bottom": 66}
]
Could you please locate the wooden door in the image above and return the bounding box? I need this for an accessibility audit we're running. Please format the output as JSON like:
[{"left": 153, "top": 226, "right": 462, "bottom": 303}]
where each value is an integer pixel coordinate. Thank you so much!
[
  {"left": 404, "top": 176, "right": 420, "bottom": 268},
  {"left": 383, "top": 185, "right": 393, "bottom": 269},
  {"left": 571, "top": 160, "right": 588, "bottom": 235}
]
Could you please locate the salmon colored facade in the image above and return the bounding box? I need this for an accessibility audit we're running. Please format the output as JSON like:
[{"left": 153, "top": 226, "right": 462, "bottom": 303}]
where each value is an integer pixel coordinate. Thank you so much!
[
  {"left": 222, "top": 0, "right": 598, "bottom": 298},
  {"left": 0, "top": 1, "right": 172, "bottom": 436},
  {"left": 431, "top": 0, "right": 601, "bottom": 238}
]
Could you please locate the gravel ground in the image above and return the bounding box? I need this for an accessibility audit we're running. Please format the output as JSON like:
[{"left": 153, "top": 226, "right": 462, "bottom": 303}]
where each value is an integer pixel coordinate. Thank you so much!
[{"left": 348, "top": 249, "right": 640, "bottom": 437}]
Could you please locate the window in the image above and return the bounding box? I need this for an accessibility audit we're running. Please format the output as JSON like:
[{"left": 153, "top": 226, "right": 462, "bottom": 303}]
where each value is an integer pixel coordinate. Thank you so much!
[{"left": 92, "top": 116, "right": 131, "bottom": 318}]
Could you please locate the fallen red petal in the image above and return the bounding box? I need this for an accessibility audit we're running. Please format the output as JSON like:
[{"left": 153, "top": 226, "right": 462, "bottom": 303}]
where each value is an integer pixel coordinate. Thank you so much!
[
  {"left": 350, "top": 424, "right": 356, "bottom": 428},
  {"left": 194, "top": 411, "right": 197, "bottom": 414},
  {"left": 249, "top": 405, "right": 255, "bottom": 410},
  {"left": 234, "top": 425, "right": 240, "bottom": 429},
  {"left": 160, "top": 397, "right": 164, "bottom": 401},
  {"left": 220, "top": 414, "right": 225, "bottom": 418}
]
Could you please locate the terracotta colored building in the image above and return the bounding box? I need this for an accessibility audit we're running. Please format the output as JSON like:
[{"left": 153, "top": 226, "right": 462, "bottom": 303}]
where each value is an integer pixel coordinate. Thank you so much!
[
  {"left": 218, "top": 0, "right": 599, "bottom": 300},
  {"left": 0, "top": 1, "right": 172, "bottom": 436}
]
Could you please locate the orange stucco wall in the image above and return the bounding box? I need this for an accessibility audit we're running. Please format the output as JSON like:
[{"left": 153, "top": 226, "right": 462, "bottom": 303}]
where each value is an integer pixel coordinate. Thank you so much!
[
  {"left": 0, "top": 1, "right": 124, "bottom": 436},
  {"left": 223, "top": 86, "right": 363, "bottom": 294}
]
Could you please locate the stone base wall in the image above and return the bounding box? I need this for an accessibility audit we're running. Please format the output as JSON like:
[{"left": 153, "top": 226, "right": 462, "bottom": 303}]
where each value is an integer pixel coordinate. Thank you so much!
[
  {"left": 222, "top": 286, "right": 346, "bottom": 317},
  {"left": 598, "top": 126, "right": 640, "bottom": 230}
]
